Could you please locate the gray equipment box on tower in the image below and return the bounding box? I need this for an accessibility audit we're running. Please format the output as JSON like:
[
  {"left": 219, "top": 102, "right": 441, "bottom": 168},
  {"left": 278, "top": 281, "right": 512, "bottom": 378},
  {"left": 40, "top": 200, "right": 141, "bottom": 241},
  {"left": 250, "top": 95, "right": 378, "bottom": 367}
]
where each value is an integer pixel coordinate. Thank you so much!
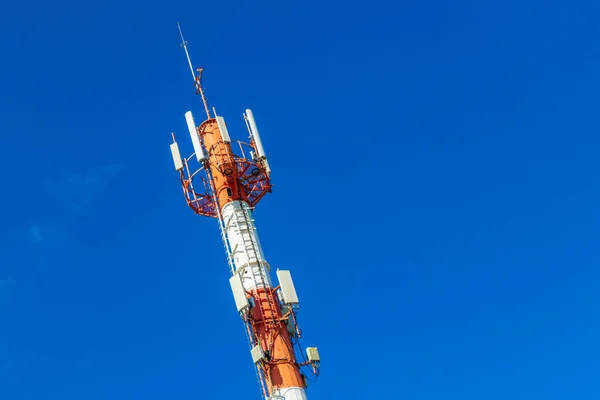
[
  {"left": 276, "top": 270, "right": 299, "bottom": 305},
  {"left": 229, "top": 273, "right": 249, "bottom": 312}
]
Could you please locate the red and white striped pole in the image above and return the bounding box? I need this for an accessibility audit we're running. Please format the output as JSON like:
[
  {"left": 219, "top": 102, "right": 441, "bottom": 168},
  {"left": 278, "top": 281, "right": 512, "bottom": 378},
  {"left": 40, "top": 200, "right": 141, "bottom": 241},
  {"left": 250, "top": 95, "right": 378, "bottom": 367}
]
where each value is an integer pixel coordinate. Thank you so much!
[{"left": 168, "top": 30, "right": 320, "bottom": 400}]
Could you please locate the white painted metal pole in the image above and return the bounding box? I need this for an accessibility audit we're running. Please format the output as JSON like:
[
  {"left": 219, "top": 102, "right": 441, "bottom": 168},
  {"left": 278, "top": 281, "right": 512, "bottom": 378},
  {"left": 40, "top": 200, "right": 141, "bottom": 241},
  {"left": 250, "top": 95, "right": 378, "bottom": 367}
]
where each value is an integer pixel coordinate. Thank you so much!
[
  {"left": 221, "top": 200, "right": 309, "bottom": 400},
  {"left": 221, "top": 200, "right": 272, "bottom": 291}
]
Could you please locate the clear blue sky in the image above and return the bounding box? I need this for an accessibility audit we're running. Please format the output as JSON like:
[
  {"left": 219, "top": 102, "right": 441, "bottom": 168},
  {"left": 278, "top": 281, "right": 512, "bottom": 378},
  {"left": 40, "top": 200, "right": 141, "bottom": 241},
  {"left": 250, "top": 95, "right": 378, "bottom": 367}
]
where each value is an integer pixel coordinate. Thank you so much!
[{"left": 1, "top": 1, "right": 600, "bottom": 399}]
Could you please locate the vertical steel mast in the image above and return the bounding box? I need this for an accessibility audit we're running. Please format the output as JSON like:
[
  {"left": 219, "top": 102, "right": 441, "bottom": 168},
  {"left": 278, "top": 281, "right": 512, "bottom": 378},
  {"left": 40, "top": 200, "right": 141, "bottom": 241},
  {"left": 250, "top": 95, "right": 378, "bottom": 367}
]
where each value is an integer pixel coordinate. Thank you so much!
[{"left": 169, "top": 26, "right": 321, "bottom": 400}]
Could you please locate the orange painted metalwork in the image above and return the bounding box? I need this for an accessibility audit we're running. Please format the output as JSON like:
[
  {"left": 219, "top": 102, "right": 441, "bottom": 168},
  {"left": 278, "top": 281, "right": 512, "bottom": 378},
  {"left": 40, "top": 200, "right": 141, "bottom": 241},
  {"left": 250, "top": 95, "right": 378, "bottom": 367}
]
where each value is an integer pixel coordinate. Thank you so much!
[
  {"left": 172, "top": 48, "right": 317, "bottom": 396},
  {"left": 192, "top": 117, "right": 304, "bottom": 395},
  {"left": 195, "top": 118, "right": 303, "bottom": 394},
  {"left": 198, "top": 118, "right": 240, "bottom": 208},
  {"left": 180, "top": 116, "right": 272, "bottom": 217},
  {"left": 195, "top": 117, "right": 303, "bottom": 393},
  {"left": 250, "top": 288, "right": 306, "bottom": 391}
]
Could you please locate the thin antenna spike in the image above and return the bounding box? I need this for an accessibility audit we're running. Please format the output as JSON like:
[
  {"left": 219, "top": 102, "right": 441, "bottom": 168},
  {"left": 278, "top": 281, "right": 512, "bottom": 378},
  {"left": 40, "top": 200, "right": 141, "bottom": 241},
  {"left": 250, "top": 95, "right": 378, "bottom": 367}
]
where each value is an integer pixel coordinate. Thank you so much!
[
  {"left": 177, "top": 22, "right": 196, "bottom": 81},
  {"left": 177, "top": 22, "right": 211, "bottom": 120}
]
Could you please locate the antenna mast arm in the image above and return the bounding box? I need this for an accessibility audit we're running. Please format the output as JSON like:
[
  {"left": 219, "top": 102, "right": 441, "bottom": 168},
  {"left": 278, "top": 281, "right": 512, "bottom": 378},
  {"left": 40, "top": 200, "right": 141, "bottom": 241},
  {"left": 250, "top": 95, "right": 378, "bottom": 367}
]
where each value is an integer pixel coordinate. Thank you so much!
[{"left": 177, "top": 22, "right": 211, "bottom": 119}]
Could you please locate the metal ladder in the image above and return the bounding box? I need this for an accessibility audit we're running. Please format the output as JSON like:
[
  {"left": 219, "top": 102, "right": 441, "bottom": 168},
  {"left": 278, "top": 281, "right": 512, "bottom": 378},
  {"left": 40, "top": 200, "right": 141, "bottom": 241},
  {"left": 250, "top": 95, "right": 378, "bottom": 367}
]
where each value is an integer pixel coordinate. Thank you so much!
[
  {"left": 203, "top": 170, "right": 268, "bottom": 397},
  {"left": 228, "top": 202, "right": 271, "bottom": 290},
  {"left": 226, "top": 201, "right": 284, "bottom": 399},
  {"left": 218, "top": 199, "right": 276, "bottom": 398}
]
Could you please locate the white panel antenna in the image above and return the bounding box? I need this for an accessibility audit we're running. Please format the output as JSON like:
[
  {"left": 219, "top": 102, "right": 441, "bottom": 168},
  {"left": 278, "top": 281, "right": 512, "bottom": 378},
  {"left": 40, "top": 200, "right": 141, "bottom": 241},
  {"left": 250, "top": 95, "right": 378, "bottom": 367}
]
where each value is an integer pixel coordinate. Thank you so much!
[
  {"left": 215, "top": 115, "right": 231, "bottom": 143},
  {"left": 276, "top": 270, "right": 299, "bottom": 305},
  {"left": 170, "top": 141, "right": 184, "bottom": 171},
  {"left": 185, "top": 111, "right": 207, "bottom": 162},
  {"left": 229, "top": 273, "right": 249, "bottom": 312},
  {"left": 245, "top": 109, "right": 270, "bottom": 174},
  {"left": 245, "top": 109, "right": 267, "bottom": 159}
]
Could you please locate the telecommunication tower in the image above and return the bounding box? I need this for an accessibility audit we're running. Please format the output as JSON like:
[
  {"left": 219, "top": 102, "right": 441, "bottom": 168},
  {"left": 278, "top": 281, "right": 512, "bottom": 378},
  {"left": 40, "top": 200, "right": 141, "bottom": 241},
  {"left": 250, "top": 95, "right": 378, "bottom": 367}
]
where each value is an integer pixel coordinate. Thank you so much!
[{"left": 169, "top": 25, "right": 321, "bottom": 400}]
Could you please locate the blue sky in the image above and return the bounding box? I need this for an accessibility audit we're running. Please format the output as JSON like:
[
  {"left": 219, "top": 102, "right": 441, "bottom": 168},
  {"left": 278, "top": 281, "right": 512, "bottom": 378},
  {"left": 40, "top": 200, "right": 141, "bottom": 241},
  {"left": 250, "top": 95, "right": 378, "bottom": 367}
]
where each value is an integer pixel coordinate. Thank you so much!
[{"left": 1, "top": 1, "right": 600, "bottom": 399}]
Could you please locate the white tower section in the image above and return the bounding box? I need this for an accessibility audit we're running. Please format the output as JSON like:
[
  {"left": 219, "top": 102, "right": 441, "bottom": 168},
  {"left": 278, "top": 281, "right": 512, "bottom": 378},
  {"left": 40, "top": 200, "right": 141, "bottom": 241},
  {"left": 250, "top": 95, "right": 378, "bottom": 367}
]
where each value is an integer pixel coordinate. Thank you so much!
[
  {"left": 221, "top": 201, "right": 307, "bottom": 400},
  {"left": 273, "top": 387, "right": 308, "bottom": 400},
  {"left": 222, "top": 201, "right": 273, "bottom": 291}
]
